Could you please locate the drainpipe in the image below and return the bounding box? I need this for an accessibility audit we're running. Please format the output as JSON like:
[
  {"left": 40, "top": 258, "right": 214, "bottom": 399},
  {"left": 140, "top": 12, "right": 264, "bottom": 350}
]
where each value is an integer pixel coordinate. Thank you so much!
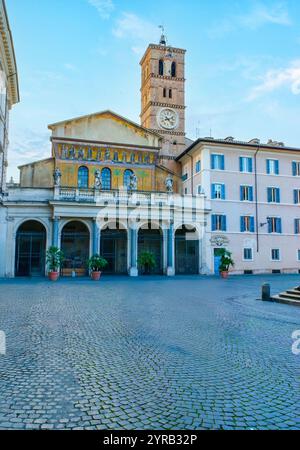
[
  {"left": 254, "top": 146, "right": 260, "bottom": 252},
  {"left": 186, "top": 154, "right": 194, "bottom": 195}
]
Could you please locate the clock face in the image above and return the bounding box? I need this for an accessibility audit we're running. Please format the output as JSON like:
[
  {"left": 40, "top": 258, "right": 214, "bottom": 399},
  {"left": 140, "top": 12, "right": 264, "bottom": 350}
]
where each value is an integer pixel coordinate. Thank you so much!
[{"left": 158, "top": 108, "right": 178, "bottom": 130}]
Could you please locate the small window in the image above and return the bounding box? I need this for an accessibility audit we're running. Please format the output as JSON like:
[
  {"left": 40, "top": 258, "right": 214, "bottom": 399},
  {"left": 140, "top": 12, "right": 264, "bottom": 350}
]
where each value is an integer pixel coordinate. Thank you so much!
[
  {"left": 295, "top": 219, "right": 300, "bottom": 234},
  {"left": 163, "top": 88, "right": 166, "bottom": 97},
  {"left": 212, "top": 214, "right": 227, "bottom": 232},
  {"left": 171, "top": 61, "right": 176, "bottom": 77},
  {"left": 101, "top": 167, "right": 111, "bottom": 191},
  {"left": 195, "top": 160, "right": 201, "bottom": 173},
  {"left": 241, "top": 216, "right": 255, "bottom": 232},
  {"left": 271, "top": 249, "right": 280, "bottom": 261},
  {"left": 294, "top": 189, "right": 300, "bottom": 204},
  {"left": 297, "top": 249, "right": 300, "bottom": 261},
  {"left": 240, "top": 185, "right": 254, "bottom": 202},
  {"left": 184, "top": 187, "right": 188, "bottom": 195},
  {"left": 159, "top": 59, "right": 164, "bottom": 76},
  {"left": 243, "top": 248, "right": 253, "bottom": 261},
  {"left": 266, "top": 159, "right": 279, "bottom": 175},
  {"left": 267, "top": 187, "right": 280, "bottom": 203},
  {"left": 78, "top": 166, "right": 89, "bottom": 189},
  {"left": 268, "top": 217, "right": 282, "bottom": 234},
  {"left": 292, "top": 161, "right": 300, "bottom": 176},
  {"left": 197, "top": 185, "right": 202, "bottom": 195},
  {"left": 169, "top": 89, "right": 172, "bottom": 98},
  {"left": 211, "top": 154, "right": 225, "bottom": 170},
  {"left": 239, "top": 156, "right": 253, "bottom": 173},
  {"left": 211, "top": 183, "right": 225, "bottom": 200}
]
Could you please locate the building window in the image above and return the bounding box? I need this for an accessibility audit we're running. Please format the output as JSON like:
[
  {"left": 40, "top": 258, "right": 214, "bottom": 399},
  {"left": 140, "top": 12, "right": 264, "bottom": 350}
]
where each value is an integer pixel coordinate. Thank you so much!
[
  {"left": 271, "top": 249, "right": 280, "bottom": 261},
  {"left": 266, "top": 159, "right": 279, "bottom": 175},
  {"left": 267, "top": 187, "right": 280, "bottom": 203},
  {"left": 297, "top": 249, "right": 300, "bottom": 261},
  {"left": 295, "top": 219, "right": 300, "bottom": 234},
  {"left": 292, "top": 161, "right": 300, "bottom": 176},
  {"left": 195, "top": 160, "right": 201, "bottom": 173},
  {"left": 211, "top": 183, "right": 225, "bottom": 200},
  {"left": 240, "top": 185, "right": 253, "bottom": 201},
  {"left": 211, "top": 154, "right": 225, "bottom": 170},
  {"left": 239, "top": 156, "right": 253, "bottom": 173},
  {"left": 159, "top": 59, "right": 164, "bottom": 76},
  {"left": 197, "top": 185, "right": 202, "bottom": 195},
  {"left": 184, "top": 187, "right": 188, "bottom": 195},
  {"left": 212, "top": 214, "right": 227, "bottom": 232},
  {"left": 182, "top": 173, "right": 188, "bottom": 182},
  {"left": 240, "top": 216, "right": 255, "bottom": 232},
  {"left": 123, "top": 169, "right": 133, "bottom": 189},
  {"left": 169, "top": 89, "right": 172, "bottom": 98},
  {"left": 163, "top": 88, "right": 166, "bottom": 97},
  {"left": 130, "top": 153, "right": 135, "bottom": 163},
  {"left": 78, "top": 166, "right": 89, "bottom": 189},
  {"left": 171, "top": 61, "right": 176, "bottom": 77},
  {"left": 101, "top": 167, "right": 111, "bottom": 190},
  {"left": 294, "top": 189, "right": 300, "bottom": 204},
  {"left": 268, "top": 217, "right": 282, "bottom": 234},
  {"left": 113, "top": 151, "right": 119, "bottom": 162},
  {"left": 243, "top": 248, "right": 253, "bottom": 261}
]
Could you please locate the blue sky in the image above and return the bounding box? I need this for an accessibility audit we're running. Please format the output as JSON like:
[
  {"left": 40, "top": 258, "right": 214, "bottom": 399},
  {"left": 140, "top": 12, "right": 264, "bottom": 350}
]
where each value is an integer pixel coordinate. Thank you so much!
[{"left": 6, "top": 0, "right": 300, "bottom": 179}]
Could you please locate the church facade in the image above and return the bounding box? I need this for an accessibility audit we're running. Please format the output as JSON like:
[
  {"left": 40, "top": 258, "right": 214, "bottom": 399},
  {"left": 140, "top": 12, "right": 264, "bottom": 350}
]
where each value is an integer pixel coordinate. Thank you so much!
[{"left": 2, "top": 34, "right": 300, "bottom": 278}]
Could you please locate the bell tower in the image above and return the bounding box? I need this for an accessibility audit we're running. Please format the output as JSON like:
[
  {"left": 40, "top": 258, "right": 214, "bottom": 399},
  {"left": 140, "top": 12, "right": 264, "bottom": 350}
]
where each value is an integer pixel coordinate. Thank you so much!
[{"left": 140, "top": 32, "right": 186, "bottom": 159}]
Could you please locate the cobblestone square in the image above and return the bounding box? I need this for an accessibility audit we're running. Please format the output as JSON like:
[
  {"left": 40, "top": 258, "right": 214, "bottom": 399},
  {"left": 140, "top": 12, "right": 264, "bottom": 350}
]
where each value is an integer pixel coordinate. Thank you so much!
[{"left": 0, "top": 275, "right": 299, "bottom": 430}]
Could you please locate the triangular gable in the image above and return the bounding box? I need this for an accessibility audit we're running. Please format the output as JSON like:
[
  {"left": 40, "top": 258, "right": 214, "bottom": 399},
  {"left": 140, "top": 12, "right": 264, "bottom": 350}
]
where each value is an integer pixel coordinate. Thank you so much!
[{"left": 48, "top": 110, "right": 161, "bottom": 149}]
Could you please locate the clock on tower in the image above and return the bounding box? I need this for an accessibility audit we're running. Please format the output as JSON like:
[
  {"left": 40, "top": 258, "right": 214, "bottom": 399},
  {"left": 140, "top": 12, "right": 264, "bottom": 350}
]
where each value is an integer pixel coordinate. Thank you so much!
[{"left": 140, "top": 33, "right": 186, "bottom": 158}]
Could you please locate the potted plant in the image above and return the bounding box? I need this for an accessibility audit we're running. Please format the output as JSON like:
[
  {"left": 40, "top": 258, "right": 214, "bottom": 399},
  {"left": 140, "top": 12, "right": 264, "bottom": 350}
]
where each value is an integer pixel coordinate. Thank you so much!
[
  {"left": 46, "top": 246, "right": 64, "bottom": 281},
  {"left": 87, "top": 254, "right": 108, "bottom": 281},
  {"left": 219, "top": 249, "right": 234, "bottom": 278},
  {"left": 138, "top": 251, "right": 156, "bottom": 275}
]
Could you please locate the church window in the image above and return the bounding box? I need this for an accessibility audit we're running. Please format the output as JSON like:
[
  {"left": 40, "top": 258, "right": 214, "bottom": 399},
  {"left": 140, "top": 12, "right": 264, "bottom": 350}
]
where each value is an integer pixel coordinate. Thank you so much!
[
  {"left": 169, "top": 89, "right": 172, "bottom": 98},
  {"left": 78, "top": 166, "right": 89, "bottom": 189},
  {"left": 113, "top": 151, "right": 119, "bottom": 162},
  {"left": 163, "top": 88, "right": 166, "bottom": 98},
  {"left": 101, "top": 167, "right": 111, "bottom": 190},
  {"left": 171, "top": 61, "right": 176, "bottom": 77},
  {"left": 130, "top": 153, "right": 135, "bottom": 163},
  {"left": 159, "top": 59, "right": 164, "bottom": 76},
  {"left": 124, "top": 169, "right": 133, "bottom": 188}
]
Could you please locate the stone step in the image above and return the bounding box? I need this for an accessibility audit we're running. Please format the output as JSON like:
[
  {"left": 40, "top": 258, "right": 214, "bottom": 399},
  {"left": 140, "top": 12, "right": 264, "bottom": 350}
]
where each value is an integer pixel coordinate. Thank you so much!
[
  {"left": 272, "top": 295, "right": 300, "bottom": 307},
  {"left": 286, "top": 289, "right": 300, "bottom": 297},
  {"left": 279, "top": 292, "right": 300, "bottom": 300}
]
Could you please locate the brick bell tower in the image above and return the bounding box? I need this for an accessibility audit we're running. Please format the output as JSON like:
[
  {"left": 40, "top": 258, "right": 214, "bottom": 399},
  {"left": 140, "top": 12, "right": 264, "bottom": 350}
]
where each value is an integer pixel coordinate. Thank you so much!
[{"left": 140, "top": 30, "right": 186, "bottom": 161}]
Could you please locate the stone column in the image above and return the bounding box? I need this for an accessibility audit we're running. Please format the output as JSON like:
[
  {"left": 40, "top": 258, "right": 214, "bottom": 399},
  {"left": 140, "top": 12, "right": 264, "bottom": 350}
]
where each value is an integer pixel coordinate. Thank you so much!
[
  {"left": 93, "top": 219, "right": 100, "bottom": 255},
  {"left": 52, "top": 217, "right": 60, "bottom": 247},
  {"left": 129, "top": 226, "right": 138, "bottom": 276},
  {"left": 166, "top": 222, "right": 175, "bottom": 276}
]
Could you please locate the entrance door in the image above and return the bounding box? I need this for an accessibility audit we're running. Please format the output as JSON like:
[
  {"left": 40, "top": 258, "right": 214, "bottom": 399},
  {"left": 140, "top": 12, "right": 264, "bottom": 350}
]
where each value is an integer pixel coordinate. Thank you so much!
[
  {"left": 214, "top": 248, "right": 223, "bottom": 275},
  {"left": 61, "top": 221, "right": 90, "bottom": 276},
  {"left": 15, "top": 221, "right": 46, "bottom": 277},
  {"left": 175, "top": 226, "right": 199, "bottom": 274},
  {"left": 138, "top": 227, "right": 163, "bottom": 274},
  {"left": 100, "top": 228, "right": 127, "bottom": 274}
]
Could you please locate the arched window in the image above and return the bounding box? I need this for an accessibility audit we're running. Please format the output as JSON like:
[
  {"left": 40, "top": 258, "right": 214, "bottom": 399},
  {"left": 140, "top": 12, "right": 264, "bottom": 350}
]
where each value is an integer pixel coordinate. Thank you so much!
[
  {"left": 159, "top": 59, "right": 164, "bottom": 76},
  {"left": 123, "top": 169, "right": 133, "bottom": 188},
  {"left": 171, "top": 61, "right": 176, "bottom": 77},
  {"left": 78, "top": 166, "right": 89, "bottom": 188},
  {"left": 101, "top": 167, "right": 111, "bottom": 190}
]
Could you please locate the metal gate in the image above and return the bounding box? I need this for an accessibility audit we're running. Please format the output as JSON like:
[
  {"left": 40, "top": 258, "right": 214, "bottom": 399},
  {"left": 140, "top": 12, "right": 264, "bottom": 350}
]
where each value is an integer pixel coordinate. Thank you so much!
[
  {"left": 15, "top": 231, "right": 46, "bottom": 277},
  {"left": 138, "top": 229, "right": 163, "bottom": 274},
  {"left": 100, "top": 229, "right": 127, "bottom": 274},
  {"left": 175, "top": 233, "right": 199, "bottom": 274}
]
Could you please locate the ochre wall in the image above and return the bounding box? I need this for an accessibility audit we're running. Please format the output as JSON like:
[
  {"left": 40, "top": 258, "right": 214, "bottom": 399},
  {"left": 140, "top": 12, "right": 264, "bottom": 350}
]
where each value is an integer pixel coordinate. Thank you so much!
[{"left": 20, "top": 158, "right": 54, "bottom": 188}]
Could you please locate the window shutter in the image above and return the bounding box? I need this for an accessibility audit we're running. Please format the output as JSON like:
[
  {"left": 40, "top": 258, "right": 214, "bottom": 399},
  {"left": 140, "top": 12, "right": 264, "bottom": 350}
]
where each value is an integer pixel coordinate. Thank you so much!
[
  {"left": 276, "top": 188, "right": 280, "bottom": 203},
  {"left": 294, "top": 189, "right": 298, "bottom": 204},
  {"left": 212, "top": 215, "right": 217, "bottom": 231},
  {"left": 295, "top": 219, "right": 299, "bottom": 234},
  {"left": 275, "top": 160, "right": 279, "bottom": 175},
  {"left": 266, "top": 160, "right": 270, "bottom": 174},
  {"left": 267, "top": 188, "right": 271, "bottom": 202},
  {"left": 239, "top": 157, "right": 243, "bottom": 172},
  {"left": 221, "top": 155, "right": 225, "bottom": 170},
  {"left": 222, "top": 215, "right": 227, "bottom": 231},
  {"left": 268, "top": 218, "right": 272, "bottom": 233},
  {"left": 240, "top": 216, "right": 245, "bottom": 232},
  {"left": 248, "top": 158, "right": 253, "bottom": 173},
  {"left": 240, "top": 186, "right": 244, "bottom": 201},
  {"left": 211, "top": 184, "right": 215, "bottom": 199},
  {"left": 221, "top": 184, "right": 225, "bottom": 200},
  {"left": 211, "top": 155, "right": 215, "bottom": 170},
  {"left": 249, "top": 186, "right": 254, "bottom": 202},
  {"left": 277, "top": 218, "right": 282, "bottom": 234},
  {"left": 250, "top": 217, "right": 255, "bottom": 232},
  {"left": 292, "top": 161, "right": 297, "bottom": 176}
]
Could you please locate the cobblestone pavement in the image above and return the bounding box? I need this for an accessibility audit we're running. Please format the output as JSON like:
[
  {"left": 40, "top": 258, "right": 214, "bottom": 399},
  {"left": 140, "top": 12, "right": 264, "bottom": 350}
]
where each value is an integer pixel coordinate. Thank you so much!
[{"left": 0, "top": 274, "right": 299, "bottom": 430}]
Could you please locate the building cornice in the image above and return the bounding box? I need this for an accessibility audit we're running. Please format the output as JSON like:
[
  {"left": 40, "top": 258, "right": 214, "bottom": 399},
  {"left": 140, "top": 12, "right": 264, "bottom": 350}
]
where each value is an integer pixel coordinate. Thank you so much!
[
  {"left": 140, "top": 44, "right": 186, "bottom": 65},
  {"left": 0, "top": 0, "right": 19, "bottom": 106},
  {"left": 141, "top": 102, "right": 186, "bottom": 116},
  {"left": 51, "top": 136, "right": 161, "bottom": 152}
]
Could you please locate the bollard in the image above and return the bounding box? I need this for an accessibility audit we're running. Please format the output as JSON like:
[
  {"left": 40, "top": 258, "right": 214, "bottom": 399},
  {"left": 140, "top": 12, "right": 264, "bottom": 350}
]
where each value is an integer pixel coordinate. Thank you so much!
[{"left": 262, "top": 283, "right": 271, "bottom": 301}]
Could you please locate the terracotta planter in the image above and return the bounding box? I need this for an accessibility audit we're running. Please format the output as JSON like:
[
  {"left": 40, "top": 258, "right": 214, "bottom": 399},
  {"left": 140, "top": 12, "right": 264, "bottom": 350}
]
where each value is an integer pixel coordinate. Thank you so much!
[
  {"left": 48, "top": 271, "right": 59, "bottom": 281},
  {"left": 220, "top": 271, "right": 229, "bottom": 279},
  {"left": 91, "top": 271, "right": 102, "bottom": 281}
]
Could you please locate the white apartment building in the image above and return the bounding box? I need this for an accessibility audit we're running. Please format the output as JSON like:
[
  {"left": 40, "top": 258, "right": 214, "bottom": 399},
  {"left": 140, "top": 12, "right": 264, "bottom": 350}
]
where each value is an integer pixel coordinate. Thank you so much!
[{"left": 178, "top": 137, "right": 300, "bottom": 275}]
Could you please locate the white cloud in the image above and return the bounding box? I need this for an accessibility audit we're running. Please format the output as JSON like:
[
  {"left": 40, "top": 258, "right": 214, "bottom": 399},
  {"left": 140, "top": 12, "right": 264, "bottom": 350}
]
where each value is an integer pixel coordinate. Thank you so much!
[
  {"left": 208, "top": 2, "right": 291, "bottom": 38},
  {"left": 247, "top": 60, "right": 300, "bottom": 100},
  {"left": 112, "top": 12, "right": 158, "bottom": 43},
  {"left": 87, "top": 0, "right": 114, "bottom": 20}
]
